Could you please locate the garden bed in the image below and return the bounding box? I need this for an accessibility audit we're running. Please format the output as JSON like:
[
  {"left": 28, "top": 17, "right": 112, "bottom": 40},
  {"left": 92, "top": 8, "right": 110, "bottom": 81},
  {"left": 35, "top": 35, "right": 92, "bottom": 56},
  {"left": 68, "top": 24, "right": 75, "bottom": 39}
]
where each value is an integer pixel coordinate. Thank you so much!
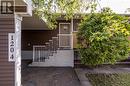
[{"left": 86, "top": 73, "right": 130, "bottom": 86}]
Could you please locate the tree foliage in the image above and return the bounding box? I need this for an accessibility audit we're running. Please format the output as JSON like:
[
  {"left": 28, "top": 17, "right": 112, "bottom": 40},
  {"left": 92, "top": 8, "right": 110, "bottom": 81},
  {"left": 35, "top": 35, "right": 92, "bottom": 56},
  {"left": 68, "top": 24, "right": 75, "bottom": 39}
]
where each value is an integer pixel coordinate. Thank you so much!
[
  {"left": 32, "top": 0, "right": 96, "bottom": 29},
  {"left": 77, "top": 8, "right": 130, "bottom": 66}
]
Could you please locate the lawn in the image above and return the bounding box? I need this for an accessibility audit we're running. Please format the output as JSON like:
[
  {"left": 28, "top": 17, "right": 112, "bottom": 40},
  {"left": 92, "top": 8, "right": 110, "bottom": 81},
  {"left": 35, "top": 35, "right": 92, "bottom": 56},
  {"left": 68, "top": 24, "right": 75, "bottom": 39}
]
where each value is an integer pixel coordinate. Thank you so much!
[{"left": 86, "top": 73, "right": 130, "bottom": 86}]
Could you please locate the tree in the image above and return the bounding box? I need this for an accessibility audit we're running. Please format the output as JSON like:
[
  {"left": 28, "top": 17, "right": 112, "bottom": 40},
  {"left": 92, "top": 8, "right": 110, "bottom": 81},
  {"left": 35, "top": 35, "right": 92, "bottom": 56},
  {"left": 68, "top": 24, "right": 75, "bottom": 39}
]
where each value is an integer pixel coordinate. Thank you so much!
[
  {"left": 32, "top": 0, "right": 96, "bottom": 29},
  {"left": 77, "top": 8, "right": 130, "bottom": 66}
]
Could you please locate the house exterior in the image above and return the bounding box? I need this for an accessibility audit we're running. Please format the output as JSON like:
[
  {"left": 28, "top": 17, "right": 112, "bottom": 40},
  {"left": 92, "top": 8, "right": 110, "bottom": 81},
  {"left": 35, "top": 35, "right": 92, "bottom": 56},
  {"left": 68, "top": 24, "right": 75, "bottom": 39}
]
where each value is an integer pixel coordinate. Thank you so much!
[
  {"left": 0, "top": 0, "right": 32, "bottom": 86},
  {"left": 0, "top": 0, "right": 130, "bottom": 86},
  {"left": 0, "top": 0, "right": 81, "bottom": 85},
  {"left": 21, "top": 16, "right": 81, "bottom": 67}
]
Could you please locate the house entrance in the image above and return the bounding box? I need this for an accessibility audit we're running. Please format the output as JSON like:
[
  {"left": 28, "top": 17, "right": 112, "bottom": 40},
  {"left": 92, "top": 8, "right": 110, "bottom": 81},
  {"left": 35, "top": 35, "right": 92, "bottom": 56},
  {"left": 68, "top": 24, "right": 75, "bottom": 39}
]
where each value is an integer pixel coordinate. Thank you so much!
[{"left": 59, "top": 23, "right": 72, "bottom": 49}]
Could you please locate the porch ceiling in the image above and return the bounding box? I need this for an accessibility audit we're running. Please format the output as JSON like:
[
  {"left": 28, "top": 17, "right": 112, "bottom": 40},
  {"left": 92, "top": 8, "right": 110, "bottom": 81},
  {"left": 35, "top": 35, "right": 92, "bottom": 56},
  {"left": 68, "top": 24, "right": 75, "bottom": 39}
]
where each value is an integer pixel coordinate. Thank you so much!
[{"left": 22, "top": 14, "right": 49, "bottom": 30}]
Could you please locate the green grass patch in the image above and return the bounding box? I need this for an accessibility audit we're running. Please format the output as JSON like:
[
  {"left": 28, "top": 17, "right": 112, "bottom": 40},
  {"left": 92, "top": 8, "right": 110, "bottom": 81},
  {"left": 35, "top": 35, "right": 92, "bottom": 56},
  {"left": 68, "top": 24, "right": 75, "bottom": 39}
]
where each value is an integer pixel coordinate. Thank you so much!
[{"left": 86, "top": 73, "right": 130, "bottom": 86}]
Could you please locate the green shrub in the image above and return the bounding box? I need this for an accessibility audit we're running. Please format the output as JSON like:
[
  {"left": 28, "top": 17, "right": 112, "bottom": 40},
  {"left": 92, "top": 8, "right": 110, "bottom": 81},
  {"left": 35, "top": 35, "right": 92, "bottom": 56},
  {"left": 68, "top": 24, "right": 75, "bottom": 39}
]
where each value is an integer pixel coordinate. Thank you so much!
[{"left": 77, "top": 8, "right": 130, "bottom": 66}]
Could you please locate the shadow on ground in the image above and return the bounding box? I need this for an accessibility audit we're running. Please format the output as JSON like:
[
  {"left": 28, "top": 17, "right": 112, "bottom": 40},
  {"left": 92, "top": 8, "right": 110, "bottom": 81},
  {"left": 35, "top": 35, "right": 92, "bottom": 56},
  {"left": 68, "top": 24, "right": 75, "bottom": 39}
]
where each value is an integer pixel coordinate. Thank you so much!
[{"left": 22, "top": 67, "right": 81, "bottom": 86}]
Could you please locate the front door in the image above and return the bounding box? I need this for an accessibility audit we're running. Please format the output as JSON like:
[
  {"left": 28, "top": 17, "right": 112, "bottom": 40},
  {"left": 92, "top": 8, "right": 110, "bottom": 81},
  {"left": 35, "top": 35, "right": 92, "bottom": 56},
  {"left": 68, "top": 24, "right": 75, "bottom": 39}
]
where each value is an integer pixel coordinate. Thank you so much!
[{"left": 59, "top": 23, "right": 72, "bottom": 49}]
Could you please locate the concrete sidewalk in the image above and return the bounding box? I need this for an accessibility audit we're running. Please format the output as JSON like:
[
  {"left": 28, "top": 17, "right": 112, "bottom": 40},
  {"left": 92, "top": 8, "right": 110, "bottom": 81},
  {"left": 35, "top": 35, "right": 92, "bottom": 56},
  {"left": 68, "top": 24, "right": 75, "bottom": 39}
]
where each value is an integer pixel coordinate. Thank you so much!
[
  {"left": 22, "top": 67, "right": 81, "bottom": 86},
  {"left": 75, "top": 68, "right": 92, "bottom": 86}
]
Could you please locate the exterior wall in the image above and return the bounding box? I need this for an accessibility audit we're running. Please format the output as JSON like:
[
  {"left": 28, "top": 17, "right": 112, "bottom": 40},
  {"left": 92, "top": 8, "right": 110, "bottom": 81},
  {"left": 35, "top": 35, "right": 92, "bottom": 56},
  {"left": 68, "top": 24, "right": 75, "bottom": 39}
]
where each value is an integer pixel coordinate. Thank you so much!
[
  {"left": 0, "top": 0, "right": 32, "bottom": 86},
  {"left": 30, "top": 50, "right": 74, "bottom": 67},
  {"left": 72, "top": 19, "right": 81, "bottom": 48},
  {"left": 21, "top": 20, "right": 70, "bottom": 51},
  {"left": 22, "top": 30, "right": 58, "bottom": 50},
  {"left": 73, "top": 32, "right": 78, "bottom": 48},
  {"left": 0, "top": 15, "right": 15, "bottom": 86},
  {"left": 73, "top": 19, "right": 81, "bottom": 32}
]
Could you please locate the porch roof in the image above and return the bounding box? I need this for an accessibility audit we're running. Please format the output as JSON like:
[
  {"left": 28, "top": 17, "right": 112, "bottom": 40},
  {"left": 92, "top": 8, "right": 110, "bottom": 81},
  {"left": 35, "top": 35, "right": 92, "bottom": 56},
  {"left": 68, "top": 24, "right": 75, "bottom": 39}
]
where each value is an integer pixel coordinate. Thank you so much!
[{"left": 22, "top": 13, "right": 49, "bottom": 30}]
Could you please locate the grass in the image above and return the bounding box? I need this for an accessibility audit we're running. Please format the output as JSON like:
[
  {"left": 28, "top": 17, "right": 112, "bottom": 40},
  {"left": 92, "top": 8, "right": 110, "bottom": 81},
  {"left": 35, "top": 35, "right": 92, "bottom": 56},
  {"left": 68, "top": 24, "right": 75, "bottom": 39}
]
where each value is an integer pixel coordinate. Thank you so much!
[{"left": 86, "top": 73, "right": 130, "bottom": 86}]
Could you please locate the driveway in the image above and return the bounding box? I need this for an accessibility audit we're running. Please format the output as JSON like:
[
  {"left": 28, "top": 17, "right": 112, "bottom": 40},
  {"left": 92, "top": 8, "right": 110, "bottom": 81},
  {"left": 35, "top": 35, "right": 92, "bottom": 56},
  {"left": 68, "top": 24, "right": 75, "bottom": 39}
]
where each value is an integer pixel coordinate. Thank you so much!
[{"left": 22, "top": 67, "right": 81, "bottom": 86}]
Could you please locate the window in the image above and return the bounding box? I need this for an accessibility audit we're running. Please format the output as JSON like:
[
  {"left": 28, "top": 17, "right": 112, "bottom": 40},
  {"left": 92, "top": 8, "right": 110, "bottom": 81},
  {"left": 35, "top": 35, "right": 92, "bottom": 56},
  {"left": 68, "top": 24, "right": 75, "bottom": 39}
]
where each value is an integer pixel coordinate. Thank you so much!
[
  {"left": 59, "top": 23, "right": 71, "bottom": 34},
  {"left": 73, "top": 19, "right": 81, "bottom": 32}
]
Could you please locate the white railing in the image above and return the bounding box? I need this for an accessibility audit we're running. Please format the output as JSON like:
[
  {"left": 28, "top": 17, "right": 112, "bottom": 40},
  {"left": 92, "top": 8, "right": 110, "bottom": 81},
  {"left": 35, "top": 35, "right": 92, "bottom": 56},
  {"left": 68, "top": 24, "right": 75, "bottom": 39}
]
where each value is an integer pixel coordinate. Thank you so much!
[
  {"left": 33, "top": 37, "right": 59, "bottom": 62},
  {"left": 33, "top": 45, "right": 46, "bottom": 62}
]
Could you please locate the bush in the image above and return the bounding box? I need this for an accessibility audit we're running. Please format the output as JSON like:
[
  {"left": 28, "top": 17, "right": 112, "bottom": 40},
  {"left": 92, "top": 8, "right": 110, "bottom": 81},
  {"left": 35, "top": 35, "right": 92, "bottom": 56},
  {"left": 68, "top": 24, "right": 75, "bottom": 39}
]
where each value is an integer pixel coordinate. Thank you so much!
[{"left": 77, "top": 8, "right": 130, "bottom": 66}]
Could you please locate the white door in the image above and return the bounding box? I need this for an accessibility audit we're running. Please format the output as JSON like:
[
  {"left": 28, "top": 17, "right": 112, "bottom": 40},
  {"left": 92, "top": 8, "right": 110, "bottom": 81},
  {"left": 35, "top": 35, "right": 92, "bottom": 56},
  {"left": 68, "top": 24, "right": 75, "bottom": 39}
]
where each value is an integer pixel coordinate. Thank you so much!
[{"left": 15, "top": 15, "right": 22, "bottom": 86}]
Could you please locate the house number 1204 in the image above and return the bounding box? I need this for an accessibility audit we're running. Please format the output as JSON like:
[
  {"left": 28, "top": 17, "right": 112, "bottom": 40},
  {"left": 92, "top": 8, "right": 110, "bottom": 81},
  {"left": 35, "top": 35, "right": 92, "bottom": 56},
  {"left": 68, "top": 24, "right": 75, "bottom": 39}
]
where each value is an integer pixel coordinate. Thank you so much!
[{"left": 8, "top": 33, "right": 16, "bottom": 62}]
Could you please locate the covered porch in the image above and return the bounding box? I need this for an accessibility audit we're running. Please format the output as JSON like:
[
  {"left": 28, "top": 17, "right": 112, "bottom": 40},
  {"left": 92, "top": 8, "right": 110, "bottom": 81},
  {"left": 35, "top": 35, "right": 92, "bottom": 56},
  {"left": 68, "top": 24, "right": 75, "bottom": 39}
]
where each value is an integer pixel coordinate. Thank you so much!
[{"left": 21, "top": 14, "right": 76, "bottom": 68}]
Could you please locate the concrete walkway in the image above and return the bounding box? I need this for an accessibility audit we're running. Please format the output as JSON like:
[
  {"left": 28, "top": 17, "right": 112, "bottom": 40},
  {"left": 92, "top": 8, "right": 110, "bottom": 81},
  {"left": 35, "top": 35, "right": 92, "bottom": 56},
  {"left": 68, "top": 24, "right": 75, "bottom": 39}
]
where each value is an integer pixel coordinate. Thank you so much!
[
  {"left": 22, "top": 67, "right": 81, "bottom": 86},
  {"left": 75, "top": 68, "right": 92, "bottom": 86}
]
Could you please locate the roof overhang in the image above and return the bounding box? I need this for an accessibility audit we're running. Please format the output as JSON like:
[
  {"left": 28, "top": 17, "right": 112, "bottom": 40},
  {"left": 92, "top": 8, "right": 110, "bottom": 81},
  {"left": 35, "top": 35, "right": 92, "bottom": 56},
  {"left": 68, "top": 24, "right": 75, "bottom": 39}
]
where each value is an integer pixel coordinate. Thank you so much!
[
  {"left": 15, "top": 0, "right": 32, "bottom": 17},
  {"left": 22, "top": 13, "right": 49, "bottom": 30}
]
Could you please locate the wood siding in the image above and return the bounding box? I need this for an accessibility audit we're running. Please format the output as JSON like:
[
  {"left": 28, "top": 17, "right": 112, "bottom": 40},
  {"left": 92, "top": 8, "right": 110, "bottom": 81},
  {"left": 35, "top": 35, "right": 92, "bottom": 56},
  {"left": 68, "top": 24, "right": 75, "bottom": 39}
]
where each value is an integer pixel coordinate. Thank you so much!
[
  {"left": 73, "top": 32, "right": 78, "bottom": 48},
  {"left": 22, "top": 29, "right": 58, "bottom": 50},
  {"left": 21, "top": 20, "right": 70, "bottom": 51},
  {"left": 72, "top": 19, "right": 80, "bottom": 48},
  {"left": 0, "top": 15, "right": 15, "bottom": 86}
]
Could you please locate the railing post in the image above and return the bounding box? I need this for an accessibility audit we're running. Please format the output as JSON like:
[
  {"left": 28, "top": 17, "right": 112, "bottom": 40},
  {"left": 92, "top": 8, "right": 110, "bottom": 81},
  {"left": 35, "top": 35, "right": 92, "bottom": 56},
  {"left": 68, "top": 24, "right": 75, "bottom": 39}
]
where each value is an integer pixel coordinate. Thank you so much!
[
  {"left": 33, "top": 46, "right": 35, "bottom": 62},
  {"left": 38, "top": 50, "right": 40, "bottom": 62}
]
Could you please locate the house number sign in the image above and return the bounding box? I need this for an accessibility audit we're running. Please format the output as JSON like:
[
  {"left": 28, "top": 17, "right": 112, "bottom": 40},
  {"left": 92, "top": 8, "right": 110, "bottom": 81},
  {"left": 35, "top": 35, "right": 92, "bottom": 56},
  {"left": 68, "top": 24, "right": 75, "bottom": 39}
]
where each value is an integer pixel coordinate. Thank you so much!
[{"left": 8, "top": 33, "right": 16, "bottom": 62}]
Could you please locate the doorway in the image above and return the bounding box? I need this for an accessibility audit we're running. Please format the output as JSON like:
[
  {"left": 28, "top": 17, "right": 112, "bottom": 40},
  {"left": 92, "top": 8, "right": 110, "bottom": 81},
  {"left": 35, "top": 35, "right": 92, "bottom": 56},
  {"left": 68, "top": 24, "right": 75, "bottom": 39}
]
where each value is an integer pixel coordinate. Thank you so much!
[{"left": 59, "top": 23, "right": 72, "bottom": 49}]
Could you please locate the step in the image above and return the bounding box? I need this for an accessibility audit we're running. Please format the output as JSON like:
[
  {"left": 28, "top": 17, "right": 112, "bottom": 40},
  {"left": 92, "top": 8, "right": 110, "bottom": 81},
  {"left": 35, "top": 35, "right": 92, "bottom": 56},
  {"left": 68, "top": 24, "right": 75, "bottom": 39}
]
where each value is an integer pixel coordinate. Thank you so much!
[
  {"left": 29, "top": 62, "right": 53, "bottom": 67},
  {"left": 52, "top": 37, "right": 58, "bottom": 38}
]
